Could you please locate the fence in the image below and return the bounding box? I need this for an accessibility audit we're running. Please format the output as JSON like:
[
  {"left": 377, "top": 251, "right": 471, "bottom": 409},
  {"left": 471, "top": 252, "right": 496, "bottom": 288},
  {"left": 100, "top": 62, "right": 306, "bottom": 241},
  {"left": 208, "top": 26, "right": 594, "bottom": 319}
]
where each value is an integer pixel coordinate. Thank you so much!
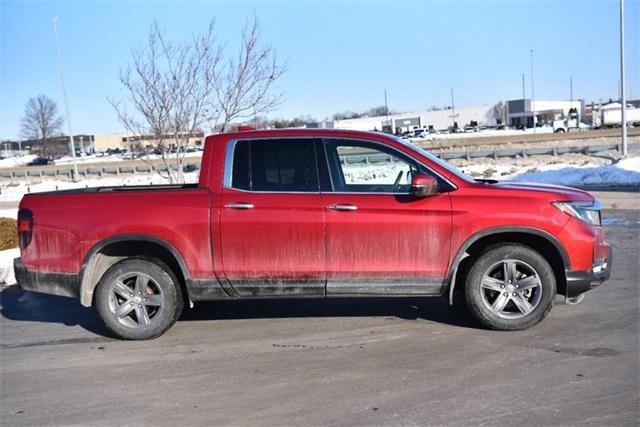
[
  {"left": 341, "top": 142, "right": 639, "bottom": 164},
  {"left": 1, "top": 162, "right": 201, "bottom": 179}
]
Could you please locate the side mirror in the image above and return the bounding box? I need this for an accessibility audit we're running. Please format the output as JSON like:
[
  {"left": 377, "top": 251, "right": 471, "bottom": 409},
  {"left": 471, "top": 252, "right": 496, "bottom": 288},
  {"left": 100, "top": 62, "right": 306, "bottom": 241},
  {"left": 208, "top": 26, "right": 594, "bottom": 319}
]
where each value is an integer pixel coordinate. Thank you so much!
[{"left": 411, "top": 174, "right": 438, "bottom": 198}]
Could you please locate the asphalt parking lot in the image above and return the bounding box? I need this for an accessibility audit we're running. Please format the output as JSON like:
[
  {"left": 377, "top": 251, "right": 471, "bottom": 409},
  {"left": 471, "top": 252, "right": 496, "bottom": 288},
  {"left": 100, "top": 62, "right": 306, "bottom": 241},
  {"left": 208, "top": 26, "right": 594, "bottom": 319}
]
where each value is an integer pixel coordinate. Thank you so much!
[{"left": 1, "top": 209, "right": 638, "bottom": 426}]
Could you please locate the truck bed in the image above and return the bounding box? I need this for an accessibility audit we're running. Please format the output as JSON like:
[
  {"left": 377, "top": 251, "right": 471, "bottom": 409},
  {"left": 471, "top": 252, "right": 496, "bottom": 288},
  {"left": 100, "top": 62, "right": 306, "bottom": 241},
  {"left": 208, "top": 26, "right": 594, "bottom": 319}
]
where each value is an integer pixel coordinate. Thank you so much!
[
  {"left": 29, "top": 183, "right": 200, "bottom": 196},
  {"left": 18, "top": 184, "right": 213, "bottom": 277}
]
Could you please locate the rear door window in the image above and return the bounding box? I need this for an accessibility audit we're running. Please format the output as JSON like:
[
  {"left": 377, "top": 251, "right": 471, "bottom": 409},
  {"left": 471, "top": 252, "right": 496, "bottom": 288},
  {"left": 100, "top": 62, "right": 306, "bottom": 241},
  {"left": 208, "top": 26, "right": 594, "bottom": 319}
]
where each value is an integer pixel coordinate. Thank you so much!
[{"left": 231, "top": 139, "right": 319, "bottom": 192}]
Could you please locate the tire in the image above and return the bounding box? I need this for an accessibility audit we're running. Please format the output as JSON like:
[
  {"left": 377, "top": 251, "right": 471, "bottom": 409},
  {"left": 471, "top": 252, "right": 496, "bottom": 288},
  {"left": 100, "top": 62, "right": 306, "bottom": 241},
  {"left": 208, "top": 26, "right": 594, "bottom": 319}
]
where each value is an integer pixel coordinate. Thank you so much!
[
  {"left": 95, "top": 257, "right": 184, "bottom": 340},
  {"left": 464, "top": 245, "right": 555, "bottom": 331}
]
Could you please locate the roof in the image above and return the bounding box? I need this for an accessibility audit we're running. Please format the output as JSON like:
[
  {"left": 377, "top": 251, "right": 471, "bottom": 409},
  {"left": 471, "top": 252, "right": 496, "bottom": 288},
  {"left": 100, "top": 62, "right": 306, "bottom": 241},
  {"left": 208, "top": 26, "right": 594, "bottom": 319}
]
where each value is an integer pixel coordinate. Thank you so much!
[{"left": 208, "top": 128, "right": 393, "bottom": 142}]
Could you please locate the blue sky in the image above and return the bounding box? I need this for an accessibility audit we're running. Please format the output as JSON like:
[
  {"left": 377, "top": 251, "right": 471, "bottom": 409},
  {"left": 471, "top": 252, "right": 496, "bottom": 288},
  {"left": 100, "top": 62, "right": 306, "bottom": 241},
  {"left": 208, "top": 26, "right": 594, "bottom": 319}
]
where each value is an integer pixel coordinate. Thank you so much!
[{"left": 1, "top": 0, "right": 638, "bottom": 139}]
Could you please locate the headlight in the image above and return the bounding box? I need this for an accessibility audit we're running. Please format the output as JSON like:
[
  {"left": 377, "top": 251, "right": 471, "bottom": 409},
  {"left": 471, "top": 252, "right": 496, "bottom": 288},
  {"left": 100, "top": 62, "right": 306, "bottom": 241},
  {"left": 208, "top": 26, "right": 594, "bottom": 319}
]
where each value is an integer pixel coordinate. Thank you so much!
[{"left": 552, "top": 200, "right": 602, "bottom": 226}]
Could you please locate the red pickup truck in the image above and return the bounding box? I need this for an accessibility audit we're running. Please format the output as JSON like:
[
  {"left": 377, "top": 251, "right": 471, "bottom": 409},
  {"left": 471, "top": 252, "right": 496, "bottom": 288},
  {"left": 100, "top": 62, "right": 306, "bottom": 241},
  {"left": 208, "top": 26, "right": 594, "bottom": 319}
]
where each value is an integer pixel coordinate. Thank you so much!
[{"left": 15, "top": 129, "right": 611, "bottom": 339}]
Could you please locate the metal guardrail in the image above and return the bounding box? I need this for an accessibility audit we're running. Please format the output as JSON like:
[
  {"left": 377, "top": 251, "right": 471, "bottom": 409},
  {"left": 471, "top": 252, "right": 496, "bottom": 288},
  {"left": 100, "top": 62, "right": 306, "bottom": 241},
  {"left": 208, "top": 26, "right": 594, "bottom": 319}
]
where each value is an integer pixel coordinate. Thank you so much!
[
  {"left": 435, "top": 142, "right": 640, "bottom": 161},
  {"left": 0, "top": 162, "right": 202, "bottom": 179},
  {"left": 1, "top": 142, "right": 638, "bottom": 179}
]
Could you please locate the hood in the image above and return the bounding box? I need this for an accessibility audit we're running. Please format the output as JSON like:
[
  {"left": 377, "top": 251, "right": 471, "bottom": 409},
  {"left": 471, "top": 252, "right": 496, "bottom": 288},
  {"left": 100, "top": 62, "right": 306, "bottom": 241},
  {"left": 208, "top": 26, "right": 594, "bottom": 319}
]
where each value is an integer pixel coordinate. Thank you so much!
[{"left": 484, "top": 181, "right": 594, "bottom": 201}]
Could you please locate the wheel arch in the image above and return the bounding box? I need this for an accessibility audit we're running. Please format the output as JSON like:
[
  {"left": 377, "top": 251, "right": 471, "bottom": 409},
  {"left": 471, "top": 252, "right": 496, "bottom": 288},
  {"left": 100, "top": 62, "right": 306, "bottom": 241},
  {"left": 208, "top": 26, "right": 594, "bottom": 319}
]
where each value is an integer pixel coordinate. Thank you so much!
[
  {"left": 79, "top": 234, "right": 190, "bottom": 307},
  {"left": 446, "top": 226, "right": 570, "bottom": 305}
]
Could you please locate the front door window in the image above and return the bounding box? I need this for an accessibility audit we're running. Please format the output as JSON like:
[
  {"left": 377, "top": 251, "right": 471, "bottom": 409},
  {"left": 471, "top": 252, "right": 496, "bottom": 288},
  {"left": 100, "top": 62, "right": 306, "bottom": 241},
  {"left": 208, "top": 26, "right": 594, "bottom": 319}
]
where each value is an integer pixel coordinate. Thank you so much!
[{"left": 323, "top": 140, "right": 424, "bottom": 194}]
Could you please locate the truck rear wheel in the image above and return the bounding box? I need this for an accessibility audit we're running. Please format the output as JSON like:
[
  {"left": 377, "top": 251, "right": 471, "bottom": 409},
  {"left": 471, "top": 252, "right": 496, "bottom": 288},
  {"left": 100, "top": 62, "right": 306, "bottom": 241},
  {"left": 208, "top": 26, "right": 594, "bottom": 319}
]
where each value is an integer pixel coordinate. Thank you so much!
[
  {"left": 465, "top": 245, "right": 555, "bottom": 331},
  {"left": 95, "top": 258, "right": 183, "bottom": 340}
]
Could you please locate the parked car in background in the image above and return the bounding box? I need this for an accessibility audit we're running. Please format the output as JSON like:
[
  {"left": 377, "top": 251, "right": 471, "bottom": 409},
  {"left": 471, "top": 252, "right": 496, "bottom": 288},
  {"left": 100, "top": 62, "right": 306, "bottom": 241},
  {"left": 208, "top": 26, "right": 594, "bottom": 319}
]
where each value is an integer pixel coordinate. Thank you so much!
[
  {"left": 413, "top": 129, "right": 429, "bottom": 138},
  {"left": 15, "top": 129, "right": 611, "bottom": 339},
  {"left": 27, "top": 157, "right": 54, "bottom": 166},
  {"left": 106, "top": 148, "right": 124, "bottom": 156},
  {"left": 553, "top": 118, "right": 590, "bottom": 133}
]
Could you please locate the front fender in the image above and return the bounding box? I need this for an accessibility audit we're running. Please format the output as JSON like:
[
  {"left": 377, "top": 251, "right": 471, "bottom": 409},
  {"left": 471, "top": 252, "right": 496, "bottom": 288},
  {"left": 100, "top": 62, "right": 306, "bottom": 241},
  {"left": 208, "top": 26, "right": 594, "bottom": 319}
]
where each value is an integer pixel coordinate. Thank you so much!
[{"left": 445, "top": 226, "right": 570, "bottom": 305}]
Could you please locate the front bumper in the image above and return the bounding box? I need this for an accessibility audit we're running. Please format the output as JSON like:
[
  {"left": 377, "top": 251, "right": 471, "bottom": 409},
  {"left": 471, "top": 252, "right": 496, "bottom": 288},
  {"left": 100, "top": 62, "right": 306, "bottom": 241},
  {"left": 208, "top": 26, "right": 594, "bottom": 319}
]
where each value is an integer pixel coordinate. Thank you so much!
[
  {"left": 564, "top": 247, "right": 612, "bottom": 298},
  {"left": 13, "top": 257, "right": 81, "bottom": 299}
]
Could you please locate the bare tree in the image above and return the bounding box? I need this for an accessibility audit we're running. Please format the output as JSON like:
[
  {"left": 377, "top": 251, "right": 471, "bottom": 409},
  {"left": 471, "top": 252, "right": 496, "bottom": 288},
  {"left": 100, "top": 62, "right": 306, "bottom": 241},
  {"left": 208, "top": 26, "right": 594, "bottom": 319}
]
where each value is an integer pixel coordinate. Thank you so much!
[
  {"left": 332, "top": 111, "right": 363, "bottom": 121},
  {"left": 365, "top": 106, "right": 395, "bottom": 117},
  {"left": 110, "top": 16, "right": 285, "bottom": 183},
  {"left": 211, "top": 16, "right": 287, "bottom": 132},
  {"left": 20, "top": 95, "right": 64, "bottom": 155},
  {"left": 331, "top": 106, "right": 399, "bottom": 121},
  {"left": 109, "top": 20, "right": 221, "bottom": 183}
]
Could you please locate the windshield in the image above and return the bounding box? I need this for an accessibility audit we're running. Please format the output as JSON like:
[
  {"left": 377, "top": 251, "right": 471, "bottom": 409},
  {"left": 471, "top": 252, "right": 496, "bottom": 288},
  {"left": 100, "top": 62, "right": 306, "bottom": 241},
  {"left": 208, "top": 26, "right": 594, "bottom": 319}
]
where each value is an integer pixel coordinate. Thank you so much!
[{"left": 392, "top": 136, "right": 474, "bottom": 182}]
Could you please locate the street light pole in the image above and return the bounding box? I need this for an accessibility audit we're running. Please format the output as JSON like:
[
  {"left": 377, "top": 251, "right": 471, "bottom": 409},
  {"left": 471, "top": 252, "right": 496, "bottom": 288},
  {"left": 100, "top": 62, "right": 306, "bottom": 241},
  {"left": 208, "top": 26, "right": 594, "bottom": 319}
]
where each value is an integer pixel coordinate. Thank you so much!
[
  {"left": 521, "top": 73, "right": 525, "bottom": 100},
  {"left": 530, "top": 49, "right": 536, "bottom": 133},
  {"left": 52, "top": 17, "right": 79, "bottom": 180},
  {"left": 620, "top": 0, "right": 627, "bottom": 157},
  {"left": 450, "top": 89, "right": 456, "bottom": 130},
  {"left": 384, "top": 89, "right": 389, "bottom": 132},
  {"left": 570, "top": 77, "right": 573, "bottom": 103}
]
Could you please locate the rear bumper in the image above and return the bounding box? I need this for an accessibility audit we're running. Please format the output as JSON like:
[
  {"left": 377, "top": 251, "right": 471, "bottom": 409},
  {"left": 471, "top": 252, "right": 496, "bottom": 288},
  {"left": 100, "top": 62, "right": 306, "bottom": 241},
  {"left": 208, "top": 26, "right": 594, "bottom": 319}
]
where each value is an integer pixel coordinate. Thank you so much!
[
  {"left": 13, "top": 257, "right": 81, "bottom": 299},
  {"left": 564, "top": 247, "right": 612, "bottom": 298}
]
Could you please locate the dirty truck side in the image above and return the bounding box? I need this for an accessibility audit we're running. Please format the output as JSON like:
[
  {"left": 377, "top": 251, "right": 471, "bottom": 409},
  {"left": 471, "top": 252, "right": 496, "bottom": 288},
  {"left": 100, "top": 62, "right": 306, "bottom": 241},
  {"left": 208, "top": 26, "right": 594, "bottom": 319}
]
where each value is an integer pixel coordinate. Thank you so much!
[{"left": 14, "top": 129, "right": 612, "bottom": 339}]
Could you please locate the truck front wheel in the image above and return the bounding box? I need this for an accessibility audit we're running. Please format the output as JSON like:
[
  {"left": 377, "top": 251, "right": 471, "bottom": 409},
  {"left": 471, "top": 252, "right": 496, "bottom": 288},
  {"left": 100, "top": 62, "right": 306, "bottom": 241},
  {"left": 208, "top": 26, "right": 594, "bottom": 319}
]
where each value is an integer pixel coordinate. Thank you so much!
[
  {"left": 465, "top": 245, "right": 556, "bottom": 330},
  {"left": 95, "top": 258, "right": 184, "bottom": 340}
]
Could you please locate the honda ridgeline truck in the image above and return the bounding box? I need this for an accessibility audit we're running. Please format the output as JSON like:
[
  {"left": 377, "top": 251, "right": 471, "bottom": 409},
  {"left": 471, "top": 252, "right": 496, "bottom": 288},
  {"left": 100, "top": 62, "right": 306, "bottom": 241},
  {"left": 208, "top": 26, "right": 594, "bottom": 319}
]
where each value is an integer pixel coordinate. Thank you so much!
[{"left": 15, "top": 129, "right": 611, "bottom": 339}]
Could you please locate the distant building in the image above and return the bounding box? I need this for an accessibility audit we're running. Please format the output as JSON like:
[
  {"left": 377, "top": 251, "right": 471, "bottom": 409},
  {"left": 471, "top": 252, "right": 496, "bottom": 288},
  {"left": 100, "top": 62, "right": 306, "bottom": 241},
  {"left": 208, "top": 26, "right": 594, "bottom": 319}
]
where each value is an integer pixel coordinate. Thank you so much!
[
  {"left": 95, "top": 133, "right": 205, "bottom": 151},
  {"left": 93, "top": 134, "right": 126, "bottom": 151},
  {"left": 3, "top": 132, "right": 206, "bottom": 156},
  {"left": 323, "top": 104, "right": 496, "bottom": 134},
  {"left": 506, "top": 99, "right": 583, "bottom": 128},
  {"left": 11, "top": 135, "right": 95, "bottom": 156}
]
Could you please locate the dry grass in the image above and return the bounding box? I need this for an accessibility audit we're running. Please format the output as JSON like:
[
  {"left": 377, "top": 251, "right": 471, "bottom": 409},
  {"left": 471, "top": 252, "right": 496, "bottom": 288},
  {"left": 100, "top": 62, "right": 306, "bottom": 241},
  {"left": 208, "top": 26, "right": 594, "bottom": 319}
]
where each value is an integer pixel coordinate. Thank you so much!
[
  {"left": 0, "top": 218, "right": 18, "bottom": 250},
  {"left": 483, "top": 167, "right": 497, "bottom": 178}
]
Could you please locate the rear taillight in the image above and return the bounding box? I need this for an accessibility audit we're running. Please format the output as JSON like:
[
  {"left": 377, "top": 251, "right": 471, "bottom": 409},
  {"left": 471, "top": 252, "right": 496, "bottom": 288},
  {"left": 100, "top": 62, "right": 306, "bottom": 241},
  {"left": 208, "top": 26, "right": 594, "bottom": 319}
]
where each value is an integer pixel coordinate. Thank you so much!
[{"left": 17, "top": 209, "right": 33, "bottom": 249}]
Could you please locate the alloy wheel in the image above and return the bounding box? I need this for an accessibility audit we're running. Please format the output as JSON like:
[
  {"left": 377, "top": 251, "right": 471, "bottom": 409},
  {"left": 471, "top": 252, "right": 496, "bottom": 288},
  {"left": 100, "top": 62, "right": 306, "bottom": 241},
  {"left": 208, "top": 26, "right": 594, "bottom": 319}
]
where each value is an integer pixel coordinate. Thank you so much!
[
  {"left": 107, "top": 272, "right": 164, "bottom": 328},
  {"left": 479, "top": 259, "right": 543, "bottom": 319}
]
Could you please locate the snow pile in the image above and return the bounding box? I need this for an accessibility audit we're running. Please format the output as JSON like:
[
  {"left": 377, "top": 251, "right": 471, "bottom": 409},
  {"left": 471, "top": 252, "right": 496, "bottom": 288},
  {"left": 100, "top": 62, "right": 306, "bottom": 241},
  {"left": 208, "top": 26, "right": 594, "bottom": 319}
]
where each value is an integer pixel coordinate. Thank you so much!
[
  {"left": 0, "top": 208, "right": 18, "bottom": 219},
  {"left": 0, "top": 155, "right": 37, "bottom": 168},
  {"left": 507, "top": 157, "right": 640, "bottom": 187},
  {"left": 0, "top": 248, "right": 19, "bottom": 286}
]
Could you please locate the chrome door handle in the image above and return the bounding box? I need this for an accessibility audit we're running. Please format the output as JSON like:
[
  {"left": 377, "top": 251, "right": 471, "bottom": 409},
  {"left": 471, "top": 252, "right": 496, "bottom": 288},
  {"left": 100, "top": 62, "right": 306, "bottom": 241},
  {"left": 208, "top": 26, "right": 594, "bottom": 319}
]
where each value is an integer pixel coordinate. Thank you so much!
[
  {"left": 225, "top": 203, "right": 254, "bottom": 209},
  {"left": 328, "top": 204, "right": 358, "bottom": 211}
]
